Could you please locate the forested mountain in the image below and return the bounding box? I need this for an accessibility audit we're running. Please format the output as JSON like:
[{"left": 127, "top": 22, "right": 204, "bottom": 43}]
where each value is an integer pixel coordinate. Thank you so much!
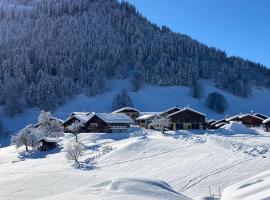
[{"left": 0, "top": 0, "right": 269, "bottom": 116}]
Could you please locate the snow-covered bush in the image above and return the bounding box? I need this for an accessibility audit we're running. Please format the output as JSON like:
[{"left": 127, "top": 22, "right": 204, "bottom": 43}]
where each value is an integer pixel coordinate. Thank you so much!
[
  {"left": 206, "top": 92, "right": 228, "bottom": 114},
  {"left": 65, "top": 142, "right": 85, "bottom": 165},
  {"left": 150, "top": 116, "right": 172, "bottom": 133},
  {"left": 11, "top": 125, "right": 39, "bottom": 152}
]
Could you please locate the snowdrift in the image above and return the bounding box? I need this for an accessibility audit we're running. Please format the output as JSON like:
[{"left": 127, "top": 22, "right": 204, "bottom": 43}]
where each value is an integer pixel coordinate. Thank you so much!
[
  {"left": 221, "top": 170, "right": 270, "bottom": 200},
  {"left": 216, "top": 122, "right": 258, "bottom": 135}
]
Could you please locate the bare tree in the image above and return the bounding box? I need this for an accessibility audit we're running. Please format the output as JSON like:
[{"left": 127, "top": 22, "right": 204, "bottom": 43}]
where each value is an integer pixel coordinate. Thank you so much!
[
  {"left": 150, "top": 116, "right": 172, "bottom": 133},
  {"left": 68, "top": 121, "right": 83, "bottom": 142},
  {"left": 65, "top": 142, "right": 84, "bottom": 165}
]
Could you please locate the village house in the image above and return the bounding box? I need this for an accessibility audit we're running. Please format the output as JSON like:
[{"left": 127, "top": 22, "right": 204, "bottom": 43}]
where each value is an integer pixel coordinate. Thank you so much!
[
  {"left": 62, "top": 112, "right": 94, "bottom": 133},
  {"left": 136, "top": 112, "right": 160, "bottom": 129},
  {"left": 34, "top": 117, "right": 64, "bottom": 129},
  {"left": 112, "top": 107, "right": 140, "bottom": 121},
  {"left": 262, "top": 118, "right": 270, "bottom": 132},
  {"left": 168, "top": 108, "right": 206, "bottom": 130},
  {"left": 84, "top": 113, "right": 134, "bottom": 133},
  {"left": 226, "top": 114, "right": 264, "bottom": 127}
]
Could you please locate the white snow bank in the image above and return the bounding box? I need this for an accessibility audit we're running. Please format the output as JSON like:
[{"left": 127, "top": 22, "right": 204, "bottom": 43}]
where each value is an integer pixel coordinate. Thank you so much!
[
  {"left": 221, "top": 170, "right": 270, "bottom": 200},
  {"left": 216, "top": 122, "right": 258, "bottom": 135},
  {"left": 90, "top": 178, "right": 191, "bottom": 200}
]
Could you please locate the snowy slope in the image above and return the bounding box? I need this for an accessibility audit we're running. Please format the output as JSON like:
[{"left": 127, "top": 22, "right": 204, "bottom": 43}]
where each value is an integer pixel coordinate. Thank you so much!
[
  {"left": 221, "top": 170, "right": 270, "bottom": 200},
  {"left": 1, "top": 79, "right": 270, "bottom": 133},
  {"left": 0, "top": 128, "right": 270, "bottom": 199}
]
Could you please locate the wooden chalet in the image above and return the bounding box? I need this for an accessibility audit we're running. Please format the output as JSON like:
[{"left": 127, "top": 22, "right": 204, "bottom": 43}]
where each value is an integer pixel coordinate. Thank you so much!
[
  {"left": 112, "top": 107, "right": 140, "bottom": 121},
  {"left": 84, "top": 113, "right": 134, "bottom": 133},
  {"left": 136, "top": 112, "right": 160, "bottom": 128},
  {"left": 263, "top": 118, "right": 270, "bottom": 132},
  {"left": 38, "top": 137, "right": 60, "bottom": 151},
  {"left": 62, "top": 112, "right": 93, "bottom": 133},
  {"left": 228, "top": 114, "right": 264, "bottom": 127},
  {"left": 168, "top": 108, "right": 206, "bottom": 130}
]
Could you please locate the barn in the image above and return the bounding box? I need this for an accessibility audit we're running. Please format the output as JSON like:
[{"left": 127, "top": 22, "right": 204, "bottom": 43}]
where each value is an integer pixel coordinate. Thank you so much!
[
  {"left": 168, "top": 108, "right": 206, "bottom": 130},
  {"left": 262, "top": 118, "right": 270, "bottom": 132},
  {"left": 84, "top": 113, "right": 134, "bottom": 133},
  {"left": 112, "top": 107, "right": 140, "bottom": 120},
  {"left": 62, "top": 112, "right": 94, "bottom": 133},
  {"left": 38, "top": 137, "right": 60, "bottom": 151}
]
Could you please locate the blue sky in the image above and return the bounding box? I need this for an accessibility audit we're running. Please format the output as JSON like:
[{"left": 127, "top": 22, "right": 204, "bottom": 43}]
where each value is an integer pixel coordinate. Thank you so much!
[{"left": 126, "top": 0, "right": 270, "bottom": 67}]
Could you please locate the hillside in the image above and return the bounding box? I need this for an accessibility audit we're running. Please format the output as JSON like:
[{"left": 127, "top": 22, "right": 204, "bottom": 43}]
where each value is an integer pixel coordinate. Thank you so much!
[
  {"left": 0, "top": 0, "right": 269, "bottom": 116},
  {"left": 1, "top": 79, "right": 270, "bottom": 134},
  {"left": 0, "top": 127, "right": 270, "bottom": 199}
]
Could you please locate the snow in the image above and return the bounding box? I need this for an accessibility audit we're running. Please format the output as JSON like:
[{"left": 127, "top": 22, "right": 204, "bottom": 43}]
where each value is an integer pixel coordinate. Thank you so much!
[
  {"left": 95, "top": 113, "right": 134, "bottom": 124},
  {"left": 112, "top": 107, "right": 140, "bottom": 113},
  {"left": 1, "top": 127, "right": 270, "bottom": 199},
  {"left": 263, "top": 118, "right": 270, "bottom": 124},
  {"left": 137, "top": 113, "right": 158, "bottom": 120},
  {"left": 217, "top": 122, "right": 258, "bottom": 135},
  {"left": 238, "top": 114, "right": 264, "bottom": 120},
  {"left": 221, "top": 170, "right": 270, "bottom": 200},
  {"left": 1, "top": 79, "right": 270, "bottom": 133},
  {"left": 63, "top": 112, "right": 93, "bottom": 124},
  {"left": 38, "top": 137, "right": 61, "bottom": 143}
]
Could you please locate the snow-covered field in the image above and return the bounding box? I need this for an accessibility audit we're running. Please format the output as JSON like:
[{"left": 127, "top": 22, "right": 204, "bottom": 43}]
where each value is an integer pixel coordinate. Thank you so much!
[
  {"left": 1, "top": 79, "right": 270, "bottom": 134},
  {"left": 1, "top": 125, "right": 270, "bottom": 199}
]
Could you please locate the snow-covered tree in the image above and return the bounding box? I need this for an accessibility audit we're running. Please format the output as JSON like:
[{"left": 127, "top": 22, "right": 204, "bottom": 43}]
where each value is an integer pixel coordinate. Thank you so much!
[
  {"left": 65, "top": 141, "right": 84, "bottom": 165},
  {"left": 111, "top": 89, "right": 134, "bottom": 111},
  {"left": 130, "top": 72, "right": 144, "bottom": 92},
  {"left": 37, "top": 110, "right": 63, "bottom": 138},
  {"left": 68, "top": 121, "right": 83, "bottom": 142},
  {"left": 11, "top": 125, "right": 39, "bottom": 152},
  {"left": 190, "top": 81, "right": 204, "bottom": 99},
  {"left": 150, "top": 116, "right": 172, "bottom": 133},
  {"left": 206, "top": 92, "right": 228, "bottom": 114}
]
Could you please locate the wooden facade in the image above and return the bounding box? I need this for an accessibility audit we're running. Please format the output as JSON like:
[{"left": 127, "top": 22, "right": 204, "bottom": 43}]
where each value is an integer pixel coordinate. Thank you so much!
[
  {"left": 62, "top": 112, "right": 93, "bottom": 133},
  {"left": 38, "top": 138, "right": 59, "bottom": 151},
  {"left": 112, "top": 107, "right": 140, "bottom": 121},
  {"left": 168, "top": 108, "right": 206, "bottom": 130},
  {"left": 235, "top": 114, "right": 263, "bottom": 127},
  {"left": 84, "top": 113, "right": 133, "bottom": 133}
]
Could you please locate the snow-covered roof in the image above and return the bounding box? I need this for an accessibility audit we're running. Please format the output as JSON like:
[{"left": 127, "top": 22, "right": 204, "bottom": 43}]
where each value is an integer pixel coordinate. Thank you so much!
[
  {"left": 226, "top": 115, "right": 240, "bottom": 122},
  {"left": 159, "top": 107, "right": 180, "bottom": 116},
  {"left": 136, "top": 114, "right": 158, "bottom": 120},
  {"left": 64, "top": 112, "right": 94, "bottom": 124},
  {"left": 239, "top": 114, "right": 264, "bottom": 121},
  {"left": 95, "top": 113, "right": 134, "bottom": 124},
  {"left": 254, "top": 113, "right": 269, "bottom": 119},
  {"left": 112, "top": 107, "right": 140, "bottom": 114},
  {"left": 263, "top": 118, "right": 270, "bottom": 124},
  {"left": 38, "top": 137, "right": 61, "bottom": 143},
  {"left": 215, "top": 122, "right": 227, "bottom": 128},
  {"left": 168, "top": 108, "right": 206, "bottom": 117}
]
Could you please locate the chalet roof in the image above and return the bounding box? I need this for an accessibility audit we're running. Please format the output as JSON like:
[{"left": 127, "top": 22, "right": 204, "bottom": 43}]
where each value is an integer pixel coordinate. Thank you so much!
[
  {"left": 112, "top": 107, "right": 140, "bottom": 114},
  {"left": 38, "top": 137, "right": 61, "bottom": 143},
  {"left": 94, "top": 113, "right": 134, "bottom": 124},
  {"left": 63, "top": 112, "right": 94, "bottom": 125},
  {"left": 168, "top": 107, "right": 206, "bottom": 117},
  {"left": 211, "top": 119, "right": 227, "bottom": 126},
  {"left": 226, "top": 115, "right": 240, "bottom": 122},
  {"left": 34, "top": 117, "right": 64, "bottom": 128},
  {"left": 254, "top": 113, "right": 269, "bottom": 120},
  {"left": 159, "top": 107, "right": 180, "bottom": 116},
  {"left": 215, "top": 122, "right": 227, "bottom": 128},
  {"left": 239, "top": 114, "right": 264, "bottom": 121},
  {"left": 137, "top": 114, "right": 157, "bottom": 120},
  {"left": 263, "top": 118, "right": 270, "bottom": 124}
]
